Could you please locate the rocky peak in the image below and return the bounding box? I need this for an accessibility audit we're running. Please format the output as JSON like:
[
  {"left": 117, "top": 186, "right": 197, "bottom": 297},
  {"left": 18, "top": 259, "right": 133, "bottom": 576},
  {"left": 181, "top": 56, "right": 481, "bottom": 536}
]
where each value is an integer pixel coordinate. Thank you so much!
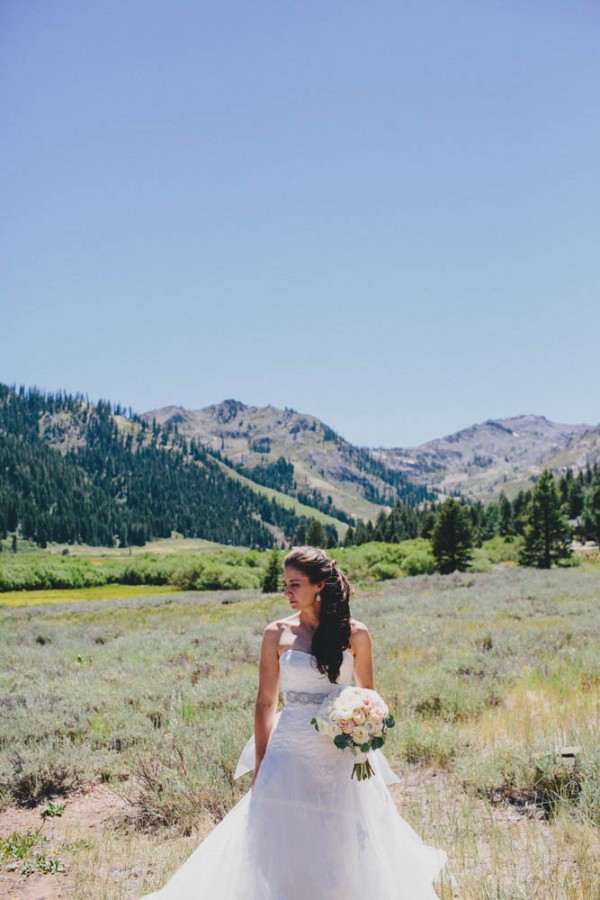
[{"left": 208, "top": 399, "right": 248, "bottom": 424}]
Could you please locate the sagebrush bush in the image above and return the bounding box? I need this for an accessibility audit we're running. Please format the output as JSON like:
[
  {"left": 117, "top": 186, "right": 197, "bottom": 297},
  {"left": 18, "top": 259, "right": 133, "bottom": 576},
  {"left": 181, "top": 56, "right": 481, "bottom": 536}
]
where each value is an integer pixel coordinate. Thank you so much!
[{"left": 396, "top": 719, "right": 460, "bottom": 768}]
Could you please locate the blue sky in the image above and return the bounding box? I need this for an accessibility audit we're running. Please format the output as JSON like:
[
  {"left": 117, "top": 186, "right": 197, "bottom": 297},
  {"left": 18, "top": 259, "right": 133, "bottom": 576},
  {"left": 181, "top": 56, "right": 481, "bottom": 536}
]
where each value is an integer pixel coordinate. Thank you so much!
[{"left": 2, "top": 0, "right": 599, "bottom": 447}]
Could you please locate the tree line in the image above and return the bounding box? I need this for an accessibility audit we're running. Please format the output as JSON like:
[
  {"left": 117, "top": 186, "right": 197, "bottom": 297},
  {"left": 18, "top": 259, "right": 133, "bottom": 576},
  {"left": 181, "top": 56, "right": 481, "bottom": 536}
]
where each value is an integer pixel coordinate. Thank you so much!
[{"left": 295, "top": 465, "right": 600, "bottom": 571}]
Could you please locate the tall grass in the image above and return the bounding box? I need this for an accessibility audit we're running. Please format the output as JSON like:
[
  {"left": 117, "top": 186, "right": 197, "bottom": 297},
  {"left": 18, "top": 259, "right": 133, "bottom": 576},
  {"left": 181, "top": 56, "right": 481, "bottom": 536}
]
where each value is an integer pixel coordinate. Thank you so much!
[{"left": 0, "top": 567, "right": 598, "bottom": 898}]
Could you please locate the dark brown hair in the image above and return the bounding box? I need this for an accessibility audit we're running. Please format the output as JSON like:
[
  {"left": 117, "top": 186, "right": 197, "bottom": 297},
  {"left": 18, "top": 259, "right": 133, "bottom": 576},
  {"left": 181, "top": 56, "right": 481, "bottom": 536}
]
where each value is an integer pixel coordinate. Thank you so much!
[{"left": 284, "top": 545, "right": 351, "bottom": 683}]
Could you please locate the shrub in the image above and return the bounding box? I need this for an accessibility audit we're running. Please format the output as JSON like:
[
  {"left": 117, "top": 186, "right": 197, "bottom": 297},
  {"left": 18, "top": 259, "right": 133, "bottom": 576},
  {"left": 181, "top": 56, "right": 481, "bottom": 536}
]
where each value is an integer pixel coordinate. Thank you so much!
[
  {"left": 128, "top": 726, "right": 247, "bottom": 835},
  {"left": 396, "top": 719, "right": 459, "bottom": 768},
  {"left": 7, "top": 747, "right": 87, "bottom": 807},
  {"left": 195, "top": 565, "right": 261, "bottom": 591},
  {"left": 369, "top": 562, "right": 402, "bottom": 581},
  {"left": 401, "top": 549, "right": 436, "bottom": 576},
  {"left": 457, "top": 745, "right": 599, "bottom": 822}
]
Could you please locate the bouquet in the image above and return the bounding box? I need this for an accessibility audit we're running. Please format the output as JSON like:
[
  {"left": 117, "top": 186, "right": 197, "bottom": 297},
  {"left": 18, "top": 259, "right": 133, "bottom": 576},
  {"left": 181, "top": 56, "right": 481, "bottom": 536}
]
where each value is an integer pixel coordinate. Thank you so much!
[{"left": 311, "top": 686, "right": 395, "bottom": 781}]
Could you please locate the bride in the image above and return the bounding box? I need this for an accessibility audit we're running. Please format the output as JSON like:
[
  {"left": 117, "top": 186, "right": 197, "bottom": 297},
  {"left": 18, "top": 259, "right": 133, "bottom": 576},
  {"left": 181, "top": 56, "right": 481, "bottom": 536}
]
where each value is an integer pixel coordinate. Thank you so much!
[{"left": 141, "top": 546, "right": 451, "bottom": 899}]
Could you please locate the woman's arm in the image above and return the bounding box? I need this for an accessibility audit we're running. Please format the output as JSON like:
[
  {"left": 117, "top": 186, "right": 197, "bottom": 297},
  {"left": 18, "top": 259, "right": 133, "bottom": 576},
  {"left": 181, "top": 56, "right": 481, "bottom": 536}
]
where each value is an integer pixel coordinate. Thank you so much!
[
  {"left": 350, "top": 622, "right": 374, "bottom": 689},
  {"left": 252, "top": 623, "right": 280, "bottom": 786}
]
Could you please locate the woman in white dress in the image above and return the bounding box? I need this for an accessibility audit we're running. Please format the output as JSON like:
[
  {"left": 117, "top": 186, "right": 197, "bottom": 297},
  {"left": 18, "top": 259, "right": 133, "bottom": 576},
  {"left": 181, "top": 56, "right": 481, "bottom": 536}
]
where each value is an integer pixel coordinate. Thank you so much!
[{"left": 141, "top": 546, "right": 451, "bottom": 899}]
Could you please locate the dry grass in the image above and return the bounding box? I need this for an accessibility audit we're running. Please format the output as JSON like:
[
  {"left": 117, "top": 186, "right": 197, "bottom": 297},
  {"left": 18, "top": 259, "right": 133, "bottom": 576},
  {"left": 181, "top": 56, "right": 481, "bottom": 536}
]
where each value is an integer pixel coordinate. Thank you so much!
[{"left": 1, "top": 566, "right": 598, "bottom": 898}]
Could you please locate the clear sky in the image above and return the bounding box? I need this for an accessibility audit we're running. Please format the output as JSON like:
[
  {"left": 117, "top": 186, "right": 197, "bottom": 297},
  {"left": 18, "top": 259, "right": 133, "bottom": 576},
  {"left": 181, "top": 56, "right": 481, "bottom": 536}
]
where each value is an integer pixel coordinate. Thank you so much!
[{"left": 2, "top": 0, "right": 599, "bottom": 448}]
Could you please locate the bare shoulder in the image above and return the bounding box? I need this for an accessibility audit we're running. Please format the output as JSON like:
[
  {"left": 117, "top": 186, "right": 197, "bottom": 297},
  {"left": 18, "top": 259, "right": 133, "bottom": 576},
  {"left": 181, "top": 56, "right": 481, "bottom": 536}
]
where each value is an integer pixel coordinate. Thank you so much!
[
  {"left": 262, "top": 615, "right": 295, "bottom": 648},
  {"left": 350, "top": 618, "right": 370, "bottom": 636},
  {"left": 262, "top": 619, "right": 284, "bottom": 644},
  {"left": 349, "top": 619, "right": 371, "bottom": 653}
]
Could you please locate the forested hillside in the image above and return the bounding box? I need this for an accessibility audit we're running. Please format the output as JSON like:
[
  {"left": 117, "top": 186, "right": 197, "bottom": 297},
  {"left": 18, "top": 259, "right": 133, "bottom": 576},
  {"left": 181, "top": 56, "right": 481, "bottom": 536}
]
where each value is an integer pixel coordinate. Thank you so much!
[
  {"left": 0, "top": 384, "right": 305, "bottom": 548},
  {"left": 144, "top": 400, "right": 435, "bottom": 522}
]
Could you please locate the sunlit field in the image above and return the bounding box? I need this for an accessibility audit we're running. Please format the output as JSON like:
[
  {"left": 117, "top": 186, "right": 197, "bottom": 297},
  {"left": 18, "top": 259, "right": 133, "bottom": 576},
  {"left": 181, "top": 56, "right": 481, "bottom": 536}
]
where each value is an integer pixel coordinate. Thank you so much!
[{"left": 1, "top": 567, "right": 598, "bottom": 898}]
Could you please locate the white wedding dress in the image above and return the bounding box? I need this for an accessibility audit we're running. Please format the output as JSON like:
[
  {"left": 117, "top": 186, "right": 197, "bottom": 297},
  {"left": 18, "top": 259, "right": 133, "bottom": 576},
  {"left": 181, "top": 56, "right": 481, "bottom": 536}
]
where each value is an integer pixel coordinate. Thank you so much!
[{"left": 141, "top": 649, "right": 450, "bottom": 899}]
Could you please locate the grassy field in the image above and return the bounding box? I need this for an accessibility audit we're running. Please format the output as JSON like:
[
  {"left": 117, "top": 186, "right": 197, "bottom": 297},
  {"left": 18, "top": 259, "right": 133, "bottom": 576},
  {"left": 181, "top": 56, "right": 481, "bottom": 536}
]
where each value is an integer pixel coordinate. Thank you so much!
[{"left": 0, "top": 566, "right": 598, "bottom": 898}]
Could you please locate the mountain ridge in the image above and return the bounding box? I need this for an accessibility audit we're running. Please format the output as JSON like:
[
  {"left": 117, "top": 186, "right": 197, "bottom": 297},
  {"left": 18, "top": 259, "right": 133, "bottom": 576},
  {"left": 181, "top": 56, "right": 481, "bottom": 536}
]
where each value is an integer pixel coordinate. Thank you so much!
[
  {"left": 141, "top": 399, "right": 433, "bottom": 522},
  {"left": 372, "top": 413, "right": 598, "bottom": 499},
  {"left": 142, "top": 400, "right": 600, "bottom": 505}
]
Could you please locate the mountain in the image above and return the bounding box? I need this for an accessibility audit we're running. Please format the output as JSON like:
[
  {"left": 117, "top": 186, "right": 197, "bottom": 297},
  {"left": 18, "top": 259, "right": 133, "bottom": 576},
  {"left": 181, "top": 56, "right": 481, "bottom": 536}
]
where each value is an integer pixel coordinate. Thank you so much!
[
  {"left": 372, "top": 414, "right": 599, "bottom": 500},
  {"left": 4, "top": 381, "right": 598, "bottom": 550},
  {"left": 0, "top": 385, "right": 308, "bottom": 548},
  {"left": 141, "top": 400, "right": 434, "bottom": 523}
]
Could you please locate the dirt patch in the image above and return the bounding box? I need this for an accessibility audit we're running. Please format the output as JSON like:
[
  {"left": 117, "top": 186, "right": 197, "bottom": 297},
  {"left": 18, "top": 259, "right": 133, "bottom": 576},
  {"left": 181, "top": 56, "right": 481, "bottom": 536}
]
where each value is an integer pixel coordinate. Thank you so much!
[{"left": 0, "top": 780, "right": 130, "bottom": 899}]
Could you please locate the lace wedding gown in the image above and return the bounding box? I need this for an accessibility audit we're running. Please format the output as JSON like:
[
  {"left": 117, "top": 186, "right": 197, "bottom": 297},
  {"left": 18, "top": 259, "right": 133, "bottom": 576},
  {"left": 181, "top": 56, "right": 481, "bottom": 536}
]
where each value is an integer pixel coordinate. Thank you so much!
[{"left": 141, "top": 649, "right": 450, "bottom": 899}]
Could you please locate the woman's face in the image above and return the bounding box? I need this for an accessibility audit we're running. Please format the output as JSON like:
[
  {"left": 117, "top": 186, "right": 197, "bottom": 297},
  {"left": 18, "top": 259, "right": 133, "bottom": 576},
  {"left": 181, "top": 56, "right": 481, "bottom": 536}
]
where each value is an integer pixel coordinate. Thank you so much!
[{"left": 283, "top": 566, "right": 324, "bottom": 613}]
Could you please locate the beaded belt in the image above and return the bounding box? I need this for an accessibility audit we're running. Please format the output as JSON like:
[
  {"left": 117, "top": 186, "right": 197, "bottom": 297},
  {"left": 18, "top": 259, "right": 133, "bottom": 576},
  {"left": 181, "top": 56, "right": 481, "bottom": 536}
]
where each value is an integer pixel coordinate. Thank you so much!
[{"left": 283, "top": 690, "right": 329, "bottom": 706}]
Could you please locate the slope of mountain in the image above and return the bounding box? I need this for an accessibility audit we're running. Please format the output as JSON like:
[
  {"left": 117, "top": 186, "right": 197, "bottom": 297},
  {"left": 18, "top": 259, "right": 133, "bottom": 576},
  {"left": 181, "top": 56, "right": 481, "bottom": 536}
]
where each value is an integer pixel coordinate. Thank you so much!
[
  {"left": 372, "top": 415, "right": 597, "bottom": 499},
  {"left": 0, "top": 385, "right": 312, "bottom": 548},
  {"left": 142, "top": 400, "right": 433, "bottom": 522}
]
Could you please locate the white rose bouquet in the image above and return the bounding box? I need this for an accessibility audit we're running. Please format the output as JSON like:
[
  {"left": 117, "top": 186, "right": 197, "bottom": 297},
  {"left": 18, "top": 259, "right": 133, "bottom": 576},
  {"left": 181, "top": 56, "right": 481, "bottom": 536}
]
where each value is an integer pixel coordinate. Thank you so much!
[{"left": 311, "top": 686, "right": 395, "bottom": 781}]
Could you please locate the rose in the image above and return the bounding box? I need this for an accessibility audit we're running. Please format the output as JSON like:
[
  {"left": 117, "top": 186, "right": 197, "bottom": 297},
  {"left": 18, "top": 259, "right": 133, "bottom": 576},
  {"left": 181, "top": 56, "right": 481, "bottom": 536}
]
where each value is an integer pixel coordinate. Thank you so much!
[
  {"left": 352, "top": 708, "right": 367, "bottom": 725},
  {"left": 352, "top": 726, "right": 369, "bottom": 744},
  {"left": 324, "top": 723, "right": 342, "bottom": 737}
]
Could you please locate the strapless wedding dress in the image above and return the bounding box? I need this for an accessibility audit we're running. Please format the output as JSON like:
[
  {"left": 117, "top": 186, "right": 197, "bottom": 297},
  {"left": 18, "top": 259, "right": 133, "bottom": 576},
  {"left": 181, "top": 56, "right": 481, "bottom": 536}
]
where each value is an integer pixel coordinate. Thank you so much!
[{"left": 141, "top": 649, "right": 450, "bottom": 899}]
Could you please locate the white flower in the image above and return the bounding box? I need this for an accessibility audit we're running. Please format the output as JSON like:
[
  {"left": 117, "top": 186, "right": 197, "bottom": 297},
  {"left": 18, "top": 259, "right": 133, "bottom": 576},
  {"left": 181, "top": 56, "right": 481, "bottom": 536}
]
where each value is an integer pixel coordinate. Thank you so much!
[{"left": 352, "top": 726, "right": 369, "bottom": 744}]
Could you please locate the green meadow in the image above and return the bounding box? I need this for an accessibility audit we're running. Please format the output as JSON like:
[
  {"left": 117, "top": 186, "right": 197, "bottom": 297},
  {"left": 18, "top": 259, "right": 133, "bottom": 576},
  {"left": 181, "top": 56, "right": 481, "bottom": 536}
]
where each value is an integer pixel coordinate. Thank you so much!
[{"left": 0, "top": 556, "right": 598, "bottom": 898}]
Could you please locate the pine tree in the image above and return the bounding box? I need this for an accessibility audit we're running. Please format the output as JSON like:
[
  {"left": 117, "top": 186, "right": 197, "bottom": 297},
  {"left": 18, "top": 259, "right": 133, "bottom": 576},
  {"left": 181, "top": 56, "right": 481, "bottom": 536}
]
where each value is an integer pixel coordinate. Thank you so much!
[
  {"left": 306, "top": 519, "right": 326, "bottom": 548},
  {"left": 582, "top": 471, "right": 600, "bottom": 544},
  {"left": 293, "top": 521, "right": 307, "bottom": 545},
  {"left": 262, "top": 548, "right": 281, "bottom": 593},
  {"left": 431, "top": 498, "right": 473, "bottom": 574},
  {"left": 354, "top": 519, "right": 368, "bottom": 545},
  {"left": 519, "top": 470, "right": 572, "bottom": 568},
  {"left": 498, "top": 493, "right": 515, "bottom": 537},
  {"left": 324, "top": 524, "right": 338, "bottom": 548}
]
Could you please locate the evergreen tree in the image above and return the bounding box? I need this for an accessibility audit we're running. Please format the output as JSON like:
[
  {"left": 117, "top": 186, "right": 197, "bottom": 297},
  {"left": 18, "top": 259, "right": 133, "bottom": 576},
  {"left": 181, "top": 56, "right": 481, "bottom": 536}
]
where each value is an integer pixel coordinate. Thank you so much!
[
  {"left": 344, "top": 525, "right": 355, "bottom": 546},
  {"left": 306, "top": 519, "right": 326, "bottom": 548},
  {"left": 431, "top": 498, "right": 473, "bottom": 574},
  {"left": 353, "top": 519, "right": 368, "bottom": 545},
  {"left": 324, "top": 523, "right": 338, "bottom": 548},
  {"left": 497, "top": 492, "right": 515, "bottom": 537},
  {"left": 512, "top": 489, "right": 532, "bottom": 535},
  {"left": 519, "top": 470, "right": 572, "bottom": 568},
  {"left": 262, "top": 548, "right": 281, "bottom": 593},
  {"left": 293, "top": 521, "right": 307, "bottom": 545},
  {"left": 419, "top": 507, "right": 437, "bottom": 539},
  {"left": 581, "top": 471, "right": 600, "bottom": 544}
]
